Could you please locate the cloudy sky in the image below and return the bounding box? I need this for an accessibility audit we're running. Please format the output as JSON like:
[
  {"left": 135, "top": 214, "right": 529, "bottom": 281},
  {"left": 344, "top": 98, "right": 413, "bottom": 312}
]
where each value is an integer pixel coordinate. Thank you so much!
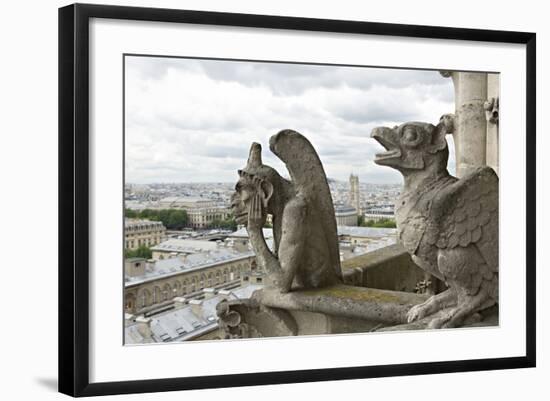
[{"left": 125, "top": 56, "right": 455, "bottom": 184}]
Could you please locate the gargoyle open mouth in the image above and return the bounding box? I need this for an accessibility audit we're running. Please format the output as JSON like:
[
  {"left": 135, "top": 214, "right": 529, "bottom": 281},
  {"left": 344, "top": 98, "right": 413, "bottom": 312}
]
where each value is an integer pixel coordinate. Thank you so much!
[{"left": 372, "top": 133, "right": 401, "bottom": 162}]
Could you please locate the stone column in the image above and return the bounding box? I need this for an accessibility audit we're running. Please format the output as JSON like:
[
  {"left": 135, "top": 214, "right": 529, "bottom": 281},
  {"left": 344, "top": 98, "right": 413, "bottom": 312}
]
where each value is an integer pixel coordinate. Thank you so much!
[
  {"left": 485, "top": 73, "right": 500, "bottom": 175},
  {"left": 441, "top": 71, "right": 488, "bottom": 178}
]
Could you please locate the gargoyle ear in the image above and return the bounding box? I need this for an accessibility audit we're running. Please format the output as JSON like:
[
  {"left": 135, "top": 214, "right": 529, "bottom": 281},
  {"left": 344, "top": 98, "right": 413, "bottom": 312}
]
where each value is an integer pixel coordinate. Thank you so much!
[
  {"left": 259, "top": 180, "right": 274, "bottom": 208},
  {"left": 428, "top": 113, "right": 454, "bottom": 154}
]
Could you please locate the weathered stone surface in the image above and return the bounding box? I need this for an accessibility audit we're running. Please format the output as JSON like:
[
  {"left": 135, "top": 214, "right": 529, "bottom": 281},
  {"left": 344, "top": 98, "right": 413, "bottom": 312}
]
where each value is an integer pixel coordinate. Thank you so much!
[
  {"left": 230, "top": 130, "right": 342, "bottom": 293},
  {"left": 484, "top": 97, "right": 499, "bottom": 125},
  {"left": 216, "top": 285, "right": 434, "bottom": 338},
  {"left": 254, "top": 285, "right": 428, "bottom": 325},
  {"left": 371, "top": 117, "right": 499, "bottom": 328},
  {"left": 377, "top": 304, "right": 498, "bottom": 332},
  {"left": 486, "top": 74, "right": 500, "bottom": 175},
  {"left": 342, "top": 243, "right": 443, "bottom": 294},
  {"left": 216, "top": 298, "right": 297, "bottom": 339},
  {"left": 440, "top": 72, "right": 488, "bottom": 177},
  {"left": 376, "top": 305, "right": 498, "bottom": 332}
]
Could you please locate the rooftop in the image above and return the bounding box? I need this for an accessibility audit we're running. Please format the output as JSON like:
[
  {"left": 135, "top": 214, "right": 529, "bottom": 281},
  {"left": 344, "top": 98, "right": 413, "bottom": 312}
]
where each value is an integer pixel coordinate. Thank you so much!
[
  {"left": 151, "top": 238, "right": 220, "bottom": 253},
  {"left": 335, "top": 205, "right": 357, "bottom": 214},
  {"left": 125, "top": 284, "right": 263, "bottom": 343},
  {"left": 159, "top": 196, "right": 207, "bottom": 203},
  {"left": 337, "top": 226, "right": 397, "bottom": 238},
  {"left": 125, "top": 248, "right": 255, "bottom": 286},
  {"left": 228, "top": 227, "right": 274, "bottom": 239},
  {"left": 125, "top": 218, "right": 165, "bottom": 228}
]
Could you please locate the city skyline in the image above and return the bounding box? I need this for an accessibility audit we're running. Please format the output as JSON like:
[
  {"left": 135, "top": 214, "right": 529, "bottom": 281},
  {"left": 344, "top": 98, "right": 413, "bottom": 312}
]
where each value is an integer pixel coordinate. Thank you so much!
[{"left": 125, "top": 56, "right": 455, "bottom": 184}]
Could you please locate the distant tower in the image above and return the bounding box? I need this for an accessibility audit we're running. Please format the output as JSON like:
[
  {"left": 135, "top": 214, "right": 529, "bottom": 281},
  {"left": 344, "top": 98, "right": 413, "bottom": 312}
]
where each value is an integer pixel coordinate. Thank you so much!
[{"left": 349, "top": 174, "right": 360, "bottom": 214}]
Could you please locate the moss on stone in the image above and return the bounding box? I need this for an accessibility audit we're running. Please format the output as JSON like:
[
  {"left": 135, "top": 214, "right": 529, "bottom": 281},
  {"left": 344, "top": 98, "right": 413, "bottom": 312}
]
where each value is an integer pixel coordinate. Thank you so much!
[{"left": 302, "top": 285, "right": 400, "bottom": 303}]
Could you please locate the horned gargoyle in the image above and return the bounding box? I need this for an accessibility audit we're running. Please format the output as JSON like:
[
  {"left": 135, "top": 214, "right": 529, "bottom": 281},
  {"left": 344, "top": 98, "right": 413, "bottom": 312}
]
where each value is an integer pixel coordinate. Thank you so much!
[
  {"left": 230, "top": 129, "right": 342, "bottom": 293},
  {"left": 371, "top": 115, "right": 499, "bottom": 328}
]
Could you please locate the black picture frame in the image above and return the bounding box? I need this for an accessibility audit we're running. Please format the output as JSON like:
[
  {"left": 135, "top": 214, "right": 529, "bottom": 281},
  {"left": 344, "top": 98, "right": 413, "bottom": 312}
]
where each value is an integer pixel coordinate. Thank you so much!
[{"left": 58, "top": 3, "right": 536, "bottom": 397}]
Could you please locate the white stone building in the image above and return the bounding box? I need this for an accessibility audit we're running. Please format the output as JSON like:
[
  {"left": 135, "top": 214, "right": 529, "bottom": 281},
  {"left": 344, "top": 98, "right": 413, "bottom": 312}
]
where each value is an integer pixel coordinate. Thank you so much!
[
  {"left": 125, "top": 218, "right": 166, "bottom": 250},
  {"left": 335, "top": 205, "right": 358, "bottom": 226},
  {"left": 158, "top": 196, "right": 231, "bottom": 229},
  {"left": 124, "top": 247, "right": 258, "bottom": 314}
]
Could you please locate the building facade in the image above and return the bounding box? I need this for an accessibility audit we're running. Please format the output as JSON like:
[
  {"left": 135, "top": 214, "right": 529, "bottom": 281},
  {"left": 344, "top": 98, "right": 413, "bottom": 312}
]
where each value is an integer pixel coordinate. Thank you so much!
[
  {"left": 124, "top": 250, "right": 258, "bottom": 314},
  {"left": 363, "top": 205, "right": 395, "bottom": 222},
  {"left": 125, "top": 219, "right": 166, "bottom": 250},
  {"left": 335, "top": 205, "right": 358, "bottom": 226},
  {"left": 186, "top": 206, "right": 232, "bottom": 229},
  {"left": 158, "top": 196, "right": 231, "bottom": 229}
]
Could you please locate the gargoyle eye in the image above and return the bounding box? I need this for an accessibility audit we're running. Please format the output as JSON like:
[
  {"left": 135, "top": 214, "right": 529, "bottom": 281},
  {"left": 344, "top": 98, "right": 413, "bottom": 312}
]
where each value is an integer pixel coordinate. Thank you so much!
[{"left": 403, "top": 128, "right": 418, "bottom": 142}]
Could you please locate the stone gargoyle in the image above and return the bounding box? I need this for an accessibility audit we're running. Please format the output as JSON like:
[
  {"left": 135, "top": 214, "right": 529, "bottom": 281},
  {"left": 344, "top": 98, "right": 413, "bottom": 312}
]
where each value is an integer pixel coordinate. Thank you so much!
[
  {"left": 371, "top": 115, "right": 499, "bottom": 328},
  {"left": 230, "top": 129, "right": 342, "bottom": 293}
]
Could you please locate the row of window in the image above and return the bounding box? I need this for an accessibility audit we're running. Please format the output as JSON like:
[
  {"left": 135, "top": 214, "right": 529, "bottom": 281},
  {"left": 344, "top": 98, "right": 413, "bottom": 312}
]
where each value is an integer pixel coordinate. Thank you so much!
[
  {"left": 125, "top": 237, "right": 162, "bottom": 249},
  {"left": 188, "top": 214, "right": 230, "bottom": 222},
  {"left": 125, "top": 224, "right": 165, "bottom": 232},
  {"left": 125, "top": 266, "right": 248, "bottom": 311}
]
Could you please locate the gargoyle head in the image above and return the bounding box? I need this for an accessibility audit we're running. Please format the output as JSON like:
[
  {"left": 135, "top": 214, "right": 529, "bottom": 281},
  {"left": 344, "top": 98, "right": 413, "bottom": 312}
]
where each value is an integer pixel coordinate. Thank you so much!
[
  {"left": 370, "top": 114, "right": 454, "bottom": 173},
  {"left": 231, "top": 143, "right": 277, "bottom": 226}
]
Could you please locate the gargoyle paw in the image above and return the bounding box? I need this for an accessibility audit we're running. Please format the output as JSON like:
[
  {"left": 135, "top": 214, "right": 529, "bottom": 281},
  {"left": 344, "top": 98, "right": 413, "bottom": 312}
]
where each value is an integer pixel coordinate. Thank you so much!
[{"left": 407, "top": 303, "right": 428, "bottom": 323}]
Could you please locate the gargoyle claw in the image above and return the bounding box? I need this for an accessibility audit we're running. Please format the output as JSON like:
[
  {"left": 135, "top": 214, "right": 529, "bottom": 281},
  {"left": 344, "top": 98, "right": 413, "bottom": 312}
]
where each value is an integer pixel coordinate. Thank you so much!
[{"left": 407, "top": 303, "right": 428, "bottom": 323}]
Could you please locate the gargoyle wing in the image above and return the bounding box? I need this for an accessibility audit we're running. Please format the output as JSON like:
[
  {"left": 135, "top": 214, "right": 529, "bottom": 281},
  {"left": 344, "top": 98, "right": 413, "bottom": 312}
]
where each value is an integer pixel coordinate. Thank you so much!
[
  {"left": 269, "top": 129, "right": 342, "bottom": 280},
  {"left": 427, "top": 166, "right": 499, "bottom": 273}
]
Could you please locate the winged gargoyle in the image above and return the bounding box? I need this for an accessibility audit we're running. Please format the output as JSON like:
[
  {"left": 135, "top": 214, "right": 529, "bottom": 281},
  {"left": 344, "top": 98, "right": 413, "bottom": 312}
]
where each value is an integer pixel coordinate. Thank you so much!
[
  {"left": 230, "top": 129, "right": 342, "bottom": 292},
  {"left": 371, "top": 115, "right": 498, "bottom": 328}
]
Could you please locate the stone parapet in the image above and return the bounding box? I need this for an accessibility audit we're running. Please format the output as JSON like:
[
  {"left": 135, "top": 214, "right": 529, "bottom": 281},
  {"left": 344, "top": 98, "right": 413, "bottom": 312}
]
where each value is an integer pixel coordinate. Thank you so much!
[
  {"left": 217, "top": 285, "right": 432, "bottom": 339},
  {"left": 342, "top": 244, "right": 441, "bottom": 294},
  {"left": 255, "top": 285, "right": 428, "bottom": 325}
]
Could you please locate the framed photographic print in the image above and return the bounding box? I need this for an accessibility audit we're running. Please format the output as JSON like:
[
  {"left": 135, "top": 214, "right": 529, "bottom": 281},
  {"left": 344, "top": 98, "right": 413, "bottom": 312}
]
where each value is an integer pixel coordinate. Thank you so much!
[{"left": 58, "top": 3, "right": 536, "bottom": 397}]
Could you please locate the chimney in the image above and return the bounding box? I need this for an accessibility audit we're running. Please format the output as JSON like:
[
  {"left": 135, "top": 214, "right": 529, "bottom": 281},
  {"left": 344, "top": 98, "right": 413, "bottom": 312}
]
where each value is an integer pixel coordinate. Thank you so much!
[
  {"left": 173, "top": 297, "right": 187, "bottom": 307},
  {"left": 203, "top": 287, "right": 216, "bottom": 299},
  {"left": 125, "top": 258, "right": 146, "bottom": 277},
  {"left": 189, "top": 299, "right": 203, "bottom": 318},
  {"left": 135, "top": 316, "right": 152, "bottom": 339}
]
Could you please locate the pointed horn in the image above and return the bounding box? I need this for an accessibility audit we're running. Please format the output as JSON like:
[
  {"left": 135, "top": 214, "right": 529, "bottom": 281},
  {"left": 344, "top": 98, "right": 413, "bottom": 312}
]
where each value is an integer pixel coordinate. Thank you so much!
[{"left": 247, "top": 142, "right": 262, "bottom": 168}]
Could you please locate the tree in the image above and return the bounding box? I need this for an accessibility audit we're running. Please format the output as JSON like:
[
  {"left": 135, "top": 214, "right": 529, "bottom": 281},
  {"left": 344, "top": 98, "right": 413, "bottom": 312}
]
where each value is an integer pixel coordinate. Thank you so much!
[
  {"left": 139, "top": 208, "right": 155, "bottom": 219},
  {"left": 125, "top": 208, "right": 188, "bottom": 229},
  {"left": 210, "top": 216, "right": 237, "bottom": 231},
  {"left": 223, "top": 218, "right": 238, "bottom": 231},
  {"left": 125, "top": 208, "right": 138, "bottom": 218},
  {"left": 125, "top": 245, "right": 152, "bottom": 259},
  {"left": 166, "top": 209, "right": 187, "bottom": 229},
  {"left": 158, "top": 209, "right": 171, "bottom": 225},
  {"left": 360, "top": 217, "right": 397, "bottom": 228}
]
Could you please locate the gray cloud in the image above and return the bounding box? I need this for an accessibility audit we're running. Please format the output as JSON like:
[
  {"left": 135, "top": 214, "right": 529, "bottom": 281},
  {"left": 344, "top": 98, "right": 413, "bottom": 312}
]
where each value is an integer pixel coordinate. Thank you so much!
[
  {"left": 125, "top": 56, "right": 455, "bottom": 184},
  {"left": 127, "top": 56, "right": 452, "bottom": 95}
]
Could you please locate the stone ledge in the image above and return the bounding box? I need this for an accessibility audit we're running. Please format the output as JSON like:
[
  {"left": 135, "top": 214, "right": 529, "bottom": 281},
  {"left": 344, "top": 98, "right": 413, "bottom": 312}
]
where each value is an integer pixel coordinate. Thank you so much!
[
  {"left": 341, "top": 243, "right": 443, "bottom": 294},
  {"left": 342, "top": 243, "right": 408, "bottom": 271},
  {"left": 253, "top": 285, "right": 429, "bottom": 325}
]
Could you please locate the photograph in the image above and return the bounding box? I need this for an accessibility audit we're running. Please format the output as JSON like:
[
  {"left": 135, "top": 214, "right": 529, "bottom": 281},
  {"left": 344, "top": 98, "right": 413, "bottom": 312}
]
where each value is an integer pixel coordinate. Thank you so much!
[
  {"left": 122, "top": 55, "right": 500, "bottom": 344},
  {"left": 54, "top": 2, "right": 537, "bottom": 397}
]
